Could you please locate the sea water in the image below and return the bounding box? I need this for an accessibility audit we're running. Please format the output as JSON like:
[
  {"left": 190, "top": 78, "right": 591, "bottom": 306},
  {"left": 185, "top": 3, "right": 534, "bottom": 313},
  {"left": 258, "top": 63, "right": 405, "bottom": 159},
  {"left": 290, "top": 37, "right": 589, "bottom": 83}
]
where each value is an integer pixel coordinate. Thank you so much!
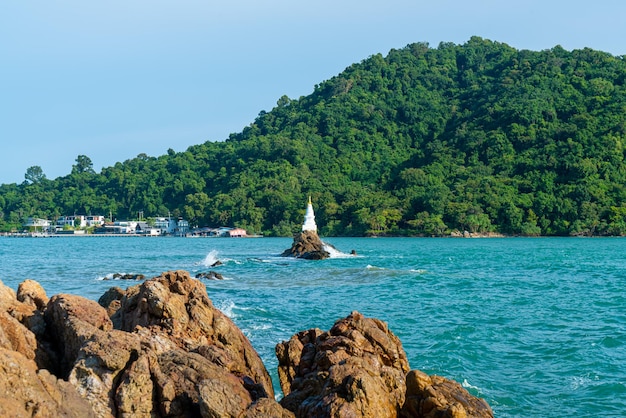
[{"left": 0, "top": 236, "right": 625, "bottom": 417}]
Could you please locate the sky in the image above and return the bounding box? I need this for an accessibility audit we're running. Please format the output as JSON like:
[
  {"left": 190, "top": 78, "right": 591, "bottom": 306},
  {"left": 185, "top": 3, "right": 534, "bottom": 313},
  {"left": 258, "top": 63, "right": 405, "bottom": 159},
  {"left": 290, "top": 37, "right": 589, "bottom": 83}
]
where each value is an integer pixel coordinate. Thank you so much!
[{"left": 1, "top": 1, "right": 625, "bottom": 184}]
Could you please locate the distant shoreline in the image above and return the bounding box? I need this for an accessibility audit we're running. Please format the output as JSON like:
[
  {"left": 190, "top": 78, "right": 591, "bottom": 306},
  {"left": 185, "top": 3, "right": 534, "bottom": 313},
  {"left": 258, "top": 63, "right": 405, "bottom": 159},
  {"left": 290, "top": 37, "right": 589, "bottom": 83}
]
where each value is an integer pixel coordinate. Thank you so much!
[{"left": 0, "top": 232, "right": 263, "bottom": 238}]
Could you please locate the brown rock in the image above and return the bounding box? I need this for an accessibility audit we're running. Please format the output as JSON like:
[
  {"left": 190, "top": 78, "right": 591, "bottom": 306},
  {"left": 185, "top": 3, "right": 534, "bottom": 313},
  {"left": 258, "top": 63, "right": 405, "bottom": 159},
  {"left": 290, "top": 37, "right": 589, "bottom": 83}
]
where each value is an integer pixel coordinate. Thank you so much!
[
  {"left": 68, "top": 329, "right": 142, "bottom": 417},
  {"left": 277, "top": 312, "right": 493, "bottom": 418},
  {"left": 111, "top": 271, "right": 285, "bottom": 416},
  {"left": 0, "top": 280, "right": 52, "bottom": 368},
  {"left": 0, "top": 274, "right": 493, "bottom": 418},
  {"left": 98, "top": 286, "right": 125, "bottom": 317},
  {"left": 244, "top": 397, "right": 296, "bottom": 418},
  {"left": 0, "top": 273, "right": 294, "bottom": 417},
  {"left": 281, "top": 230, "right": 331, "bottom": 259},
  {"left": 17, "top": 279, "right": 49, "bottom": 310},
  {"left": 45, "top": 293, "right": 114, "bottom": 376},
  {"left": 401, "top": 370, "right": 493, "bottom": 418},
  {"left": 114, "top": 351, "right": 155, "bottom": 417},
  {"left": 114, "top": 270, "right": 274, "bottom": 397},
  {"left": 0, "top": 280, "right": 17, "bottom": 312},
  {"left": 0, "top": 347, "right": 93, "bottom": 417},
  {"left": 0, "top": 311, "right": 38, "bottom": 360},
  {"left": 277, "top": 311, "right": 409, "bottom": 418}
]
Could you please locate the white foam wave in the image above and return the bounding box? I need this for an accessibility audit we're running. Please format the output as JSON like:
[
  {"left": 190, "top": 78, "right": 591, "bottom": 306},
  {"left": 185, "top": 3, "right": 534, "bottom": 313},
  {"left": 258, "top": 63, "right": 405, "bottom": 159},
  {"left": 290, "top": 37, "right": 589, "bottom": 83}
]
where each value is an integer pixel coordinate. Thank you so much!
[
  {"left": 199, "top": 250, "right": 221, "bottom": 267},
  {"left": 410, "top": 269, "right": 428, "bottom": 274},
  {"left": 247, "top": 323, "right": 272, "bottom": 331},
  {"left": 96, "top": 272, "right": 138, "bottom": 281},
  {"left": 366, "top": 265, "right": 385, "bottom": 270},
  {"left": 322, "top": 242, "right": 353, "bottom": 258},
  {"left": 569, "top": 374, "right": 598, "bottom": 390},
  {"left": 462, "top": 379, "right": 481, "bottom": 392},
  {"left": 216, "top": 299, "right": 237, "bottom": 318}
]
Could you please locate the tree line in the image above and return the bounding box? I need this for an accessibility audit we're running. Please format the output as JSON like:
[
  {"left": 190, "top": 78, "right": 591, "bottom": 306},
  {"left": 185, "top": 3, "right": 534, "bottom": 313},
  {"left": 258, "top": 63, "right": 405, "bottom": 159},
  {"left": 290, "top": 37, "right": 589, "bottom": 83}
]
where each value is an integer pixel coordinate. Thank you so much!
[{"left": 2, "top": 37, "right": 626, "bottom": 236}]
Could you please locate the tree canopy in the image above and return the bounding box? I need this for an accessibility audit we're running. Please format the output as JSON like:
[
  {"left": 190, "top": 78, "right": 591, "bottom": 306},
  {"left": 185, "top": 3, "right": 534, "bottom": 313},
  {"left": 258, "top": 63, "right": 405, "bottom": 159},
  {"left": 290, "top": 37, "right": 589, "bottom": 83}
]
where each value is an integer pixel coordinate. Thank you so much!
[{"left": 2, "top": 37, "right": 626, "bottom": 236}]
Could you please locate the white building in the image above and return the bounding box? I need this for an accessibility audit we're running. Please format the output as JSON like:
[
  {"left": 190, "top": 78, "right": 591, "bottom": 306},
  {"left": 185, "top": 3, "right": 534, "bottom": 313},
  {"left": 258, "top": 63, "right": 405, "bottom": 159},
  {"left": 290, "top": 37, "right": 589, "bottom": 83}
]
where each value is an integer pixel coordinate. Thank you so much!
[
  {"left": 56, "top": 215, "right": 105, "bottom": 230},
  {"left": 24, "top": 218, "right": 51, "bottom": 232},
  {"left": 84, "top": 215, "right": 105, "bottom": 227},
  {"left": 56, "top": 215, "right": 85, "bottom": 229},
  {"left": 175, "top": 218, "right": 190, "bottom": 236},
  {"left": 154, "top": 217, "right": 177, "bottom": 235}
]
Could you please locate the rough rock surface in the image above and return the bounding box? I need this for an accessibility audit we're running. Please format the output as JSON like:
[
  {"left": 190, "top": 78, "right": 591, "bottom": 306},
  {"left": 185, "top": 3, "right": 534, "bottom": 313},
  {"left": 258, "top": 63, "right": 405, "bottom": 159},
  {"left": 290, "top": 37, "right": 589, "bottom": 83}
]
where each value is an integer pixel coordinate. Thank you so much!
[
  {"left": 277, "top": 311, "right": 410, "bottom": 417},
  {"left": 0, "top": 280, "right": 93, "bottom": 417},
  {"left": 401, "top": 370, "right": 493, "bottom": 418},
  {"left": 281, "top": 230, "right": 330, "bottom": 259},
  {"left": 277, "top": 311, "right": 493, "bottom": 418},
  {"left": 0, "top": 272, "right": 290, "bottom": 418}
]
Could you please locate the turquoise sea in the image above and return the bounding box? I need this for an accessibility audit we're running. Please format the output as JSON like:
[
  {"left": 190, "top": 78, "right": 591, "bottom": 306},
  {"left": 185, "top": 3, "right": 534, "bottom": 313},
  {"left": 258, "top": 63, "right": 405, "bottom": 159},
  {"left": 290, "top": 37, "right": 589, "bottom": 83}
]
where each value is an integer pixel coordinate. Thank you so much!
[{"left": 1, "top": 236, "right": 625, "bottom": 417}]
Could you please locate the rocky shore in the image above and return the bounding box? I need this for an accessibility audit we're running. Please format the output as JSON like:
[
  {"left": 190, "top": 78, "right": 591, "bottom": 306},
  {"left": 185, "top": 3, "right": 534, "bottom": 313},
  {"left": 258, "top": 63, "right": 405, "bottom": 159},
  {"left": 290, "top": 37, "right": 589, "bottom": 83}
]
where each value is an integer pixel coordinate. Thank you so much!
[{"left": 0, "top": 271, "right": 493, "bottom": 417}]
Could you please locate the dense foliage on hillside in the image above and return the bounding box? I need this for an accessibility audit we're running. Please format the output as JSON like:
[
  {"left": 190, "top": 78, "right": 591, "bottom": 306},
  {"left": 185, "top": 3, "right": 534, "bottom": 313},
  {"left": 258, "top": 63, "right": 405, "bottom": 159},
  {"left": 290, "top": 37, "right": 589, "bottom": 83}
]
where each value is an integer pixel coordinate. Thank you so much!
[{"left": 2, "top": 37, "right": 626, "bottom": 236}]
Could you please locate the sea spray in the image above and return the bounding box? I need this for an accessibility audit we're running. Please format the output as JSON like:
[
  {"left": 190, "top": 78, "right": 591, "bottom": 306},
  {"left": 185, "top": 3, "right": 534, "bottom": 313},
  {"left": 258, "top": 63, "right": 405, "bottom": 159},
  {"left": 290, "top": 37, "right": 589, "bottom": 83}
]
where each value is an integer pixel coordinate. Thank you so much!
[{"left": 199, "top": 250, "right": 220, "bottom": 267}]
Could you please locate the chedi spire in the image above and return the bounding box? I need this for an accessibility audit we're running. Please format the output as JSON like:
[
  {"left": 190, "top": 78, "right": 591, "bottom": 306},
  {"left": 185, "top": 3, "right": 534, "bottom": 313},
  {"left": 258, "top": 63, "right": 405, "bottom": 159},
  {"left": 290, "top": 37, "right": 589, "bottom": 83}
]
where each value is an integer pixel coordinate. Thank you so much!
[{"left": 302, "top": 196, "right": 317, "bottom": 232}]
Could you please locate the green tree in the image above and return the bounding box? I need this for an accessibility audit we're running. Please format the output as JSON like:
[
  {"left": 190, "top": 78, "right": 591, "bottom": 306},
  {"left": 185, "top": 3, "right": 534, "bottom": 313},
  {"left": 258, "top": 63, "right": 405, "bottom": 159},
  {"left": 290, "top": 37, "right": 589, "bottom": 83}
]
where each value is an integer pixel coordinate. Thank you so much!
[
  {"left": 24, "top": 166, "right": 46, "bottom": 184},
  {"left": 72, "top": 155, "right": 95, "bottom": 174}
]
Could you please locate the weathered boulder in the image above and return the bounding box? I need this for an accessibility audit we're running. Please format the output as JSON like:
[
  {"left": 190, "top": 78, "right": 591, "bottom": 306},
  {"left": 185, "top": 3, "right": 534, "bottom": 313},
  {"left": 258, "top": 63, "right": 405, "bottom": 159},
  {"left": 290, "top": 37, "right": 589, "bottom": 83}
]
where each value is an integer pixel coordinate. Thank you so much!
[
  {"left": 0, "top": 280, "right": 94, "bottom": 417},
  {"left": 113, "top": 270, "right": 273, "bottom": 393},
  {"left": 281, "top": 230, "right": 330, "bottom": 260},
  {"left": 0, "top": 272, "right": 290, "bottom": 417},
  {"left": 0, "top": 280, "right": 51, "bottom": 368},
  {"left": 277, "top": 311, "right": 410, "bottom": 417},
  {"left": 97, "top": 286, "right": 125, "bottom": 317},
  {"left": 45, "top": 293, "right": 114, "bottom": 376},
  {"left": 0, "top": 348, "right": 93, "bottom": 418},
  {"left": 17, "top": 279, "right": 49, "bottom": 310},
  {"left": 401, "top": 370, "right": 493, "bottom": 418},
  {"left": 277, "top": 311, "right": 493, "bottom": 418}
]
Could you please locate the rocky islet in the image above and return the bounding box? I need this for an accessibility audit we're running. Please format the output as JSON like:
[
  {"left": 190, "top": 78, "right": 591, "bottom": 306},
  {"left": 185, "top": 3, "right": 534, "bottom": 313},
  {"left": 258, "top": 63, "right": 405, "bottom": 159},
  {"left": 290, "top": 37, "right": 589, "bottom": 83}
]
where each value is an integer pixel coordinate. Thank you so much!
[{"left": 0, "top": 271, "right": 492, "bottom": 417}]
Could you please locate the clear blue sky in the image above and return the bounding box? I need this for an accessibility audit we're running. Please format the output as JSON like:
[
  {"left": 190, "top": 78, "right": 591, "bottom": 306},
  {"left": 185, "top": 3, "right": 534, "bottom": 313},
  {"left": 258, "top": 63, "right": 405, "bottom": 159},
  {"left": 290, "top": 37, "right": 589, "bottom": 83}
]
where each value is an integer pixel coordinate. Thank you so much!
[{"left": 1, "top": 1, "right": 625, "bottom": 184}]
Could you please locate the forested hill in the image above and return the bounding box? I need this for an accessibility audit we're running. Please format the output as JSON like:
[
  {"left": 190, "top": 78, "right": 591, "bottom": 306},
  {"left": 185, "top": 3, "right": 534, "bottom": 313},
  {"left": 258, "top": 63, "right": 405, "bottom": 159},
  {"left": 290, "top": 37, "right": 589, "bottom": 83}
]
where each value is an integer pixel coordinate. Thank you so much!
[{"left": 3, "top": 37, "right": 626, "bottom": 236}]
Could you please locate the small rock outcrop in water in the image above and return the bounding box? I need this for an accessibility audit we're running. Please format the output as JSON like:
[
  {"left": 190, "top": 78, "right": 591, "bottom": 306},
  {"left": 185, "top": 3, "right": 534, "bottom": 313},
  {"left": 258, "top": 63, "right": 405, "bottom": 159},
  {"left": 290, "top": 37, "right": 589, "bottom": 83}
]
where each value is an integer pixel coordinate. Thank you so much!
[
  {"left": 281, "top": 230, "right": 331, "bottom": 260},
  {"left": 195, "top": 271, "right": 224, "bottom": 280},
  {"left": 282, "top": 196, "right": 335, "bottom": 260},
  {"left": 0, "top": 273, "right": 493, "bottom": 417}
]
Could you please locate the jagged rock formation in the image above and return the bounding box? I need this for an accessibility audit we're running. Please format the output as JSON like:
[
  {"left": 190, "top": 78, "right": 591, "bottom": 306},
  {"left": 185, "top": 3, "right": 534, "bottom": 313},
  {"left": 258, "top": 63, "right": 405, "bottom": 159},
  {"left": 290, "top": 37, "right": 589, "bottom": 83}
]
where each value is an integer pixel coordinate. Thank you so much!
[
  {"left": 281, "top": 230, "right": 331, "bottom": 260},
  {"left": 276, "top": 311, "right": 493, "bottom": 418},
  {"left": 0, "top": 272, "right": 290, "bottom": 418},
  {"left": 0, "top": 272, "right": 492, "bottom": 417}
]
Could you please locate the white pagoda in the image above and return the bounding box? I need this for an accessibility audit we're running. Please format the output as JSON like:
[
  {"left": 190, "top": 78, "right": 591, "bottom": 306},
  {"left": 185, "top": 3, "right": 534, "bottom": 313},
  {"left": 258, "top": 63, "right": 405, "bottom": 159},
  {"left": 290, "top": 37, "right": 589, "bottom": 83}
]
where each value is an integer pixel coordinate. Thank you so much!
[{"left": 302, "top": 196, "right": 318, "bottom": 232}]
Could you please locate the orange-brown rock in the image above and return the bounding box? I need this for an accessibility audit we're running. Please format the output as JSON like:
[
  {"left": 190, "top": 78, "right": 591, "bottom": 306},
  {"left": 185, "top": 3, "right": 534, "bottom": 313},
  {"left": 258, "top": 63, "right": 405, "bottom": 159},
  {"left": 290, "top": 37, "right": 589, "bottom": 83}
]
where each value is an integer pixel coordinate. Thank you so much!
[
  {"left": 112, "top": 270, "right": 274, "bottom": 397},
  {"left": 97, "top": 286, "right": 125, "bottom": 317},
  {"left": 401, "top": 370, "right": 493, "bottom": 418},
  {"left": 0, "top": 348, "right": 93, "bottom": 418},
  {"left": 277, "top": 311, "right": 493, "bottom": 418},
  {"left": 17, "top": 279, "right": 49, "bottom": 310},
  {"left": 277, "top": 311, "right": 410, "bottom": 417},
  {"left": 0, "top": 280, "right": 93, "bottom": 417},
  {"left": 1, "top": 272, "right": 291, "bottom": 417}
]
